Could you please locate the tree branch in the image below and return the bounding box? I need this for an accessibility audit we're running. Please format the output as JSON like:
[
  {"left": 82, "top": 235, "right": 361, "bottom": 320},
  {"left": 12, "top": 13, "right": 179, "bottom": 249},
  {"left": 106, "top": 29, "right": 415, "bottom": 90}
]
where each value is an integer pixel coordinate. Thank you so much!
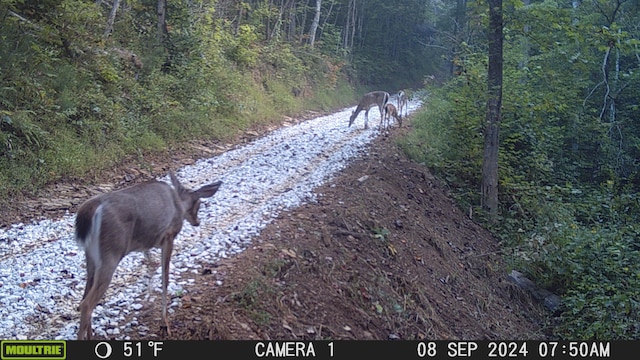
[{"left": 599, "top": 45, "right": 611, "bottom": 121}]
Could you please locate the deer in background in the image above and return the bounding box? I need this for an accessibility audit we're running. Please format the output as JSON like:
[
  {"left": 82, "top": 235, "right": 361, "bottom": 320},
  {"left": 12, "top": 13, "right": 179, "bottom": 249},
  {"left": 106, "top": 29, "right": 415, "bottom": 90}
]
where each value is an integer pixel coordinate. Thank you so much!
[
  {"left": 383, "top": 102, "right": 402, "bottom": 130},
  {"left": 75, "top": 171, "right": 222, "bottom": 339},
  {"left": 397, "top": 90, "right": 408, "bottom": 118},
  {"left": 349, "top": 91, "right": 390, "bottom": 129}
]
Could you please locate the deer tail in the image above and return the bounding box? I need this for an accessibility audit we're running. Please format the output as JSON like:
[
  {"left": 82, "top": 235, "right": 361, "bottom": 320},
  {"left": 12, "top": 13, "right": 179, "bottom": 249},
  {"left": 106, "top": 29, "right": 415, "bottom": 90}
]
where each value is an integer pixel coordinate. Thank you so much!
[{"left": 76, "top": 203, "right": 104, "bottom": 269}]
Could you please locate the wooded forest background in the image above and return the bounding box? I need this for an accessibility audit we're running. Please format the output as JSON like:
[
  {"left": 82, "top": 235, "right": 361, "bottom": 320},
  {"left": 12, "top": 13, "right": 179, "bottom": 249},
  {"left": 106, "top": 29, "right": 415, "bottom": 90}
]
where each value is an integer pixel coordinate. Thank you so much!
[{"left": 1, "top": 0, "right": 639, "bottom": 340}]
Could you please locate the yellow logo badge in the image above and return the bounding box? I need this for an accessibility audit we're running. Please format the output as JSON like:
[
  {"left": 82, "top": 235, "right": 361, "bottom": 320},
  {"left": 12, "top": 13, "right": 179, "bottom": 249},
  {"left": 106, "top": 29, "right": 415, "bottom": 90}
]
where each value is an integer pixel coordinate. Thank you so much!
[{"left": 1, "top": 341, "right": 66, "bottom": 360}]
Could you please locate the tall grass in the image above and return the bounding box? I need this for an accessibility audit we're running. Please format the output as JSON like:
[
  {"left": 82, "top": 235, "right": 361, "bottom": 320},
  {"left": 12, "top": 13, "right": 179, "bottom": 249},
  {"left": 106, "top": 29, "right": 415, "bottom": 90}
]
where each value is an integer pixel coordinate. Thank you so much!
[
  {"left": 0, "top": 53, "right": 357, "bottom": 203},
  {"left": 398, "top": 95, "right": 453, "bottom": 169}
]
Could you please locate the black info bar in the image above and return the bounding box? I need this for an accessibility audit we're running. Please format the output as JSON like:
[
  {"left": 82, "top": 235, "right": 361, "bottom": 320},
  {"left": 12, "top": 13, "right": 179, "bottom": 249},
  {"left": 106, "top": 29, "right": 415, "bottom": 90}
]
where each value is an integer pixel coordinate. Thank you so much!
[{"left": 1, "top": 340, "right": 633, "bottom": 360}]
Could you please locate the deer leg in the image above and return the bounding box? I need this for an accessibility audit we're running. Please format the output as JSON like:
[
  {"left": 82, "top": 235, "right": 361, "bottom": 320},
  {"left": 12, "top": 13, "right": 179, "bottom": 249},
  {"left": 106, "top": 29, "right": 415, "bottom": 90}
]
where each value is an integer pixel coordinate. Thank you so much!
[
  {"left": 78, "top": 257, "right": 96, "bottom": 340},
  {"left": 81, "top": 256, "right": 97, "bottom": 301},
  {"left": 160, "top": 237, "right": 174, "bottom": 337},
  {"left": 78, "top": 259, "right": 119, "bottom": 340},
  {"left": 364, "top": 109, "right": 370, "bottom": 129},
  {"left": 382, "top": 108, "right": 391, "bottom": 130},
  {"left": 380, "top": 109, "right": 391, "bottom": 130},
  {"left": 143, "top": 250, "right": 156, "bottom": 301}
]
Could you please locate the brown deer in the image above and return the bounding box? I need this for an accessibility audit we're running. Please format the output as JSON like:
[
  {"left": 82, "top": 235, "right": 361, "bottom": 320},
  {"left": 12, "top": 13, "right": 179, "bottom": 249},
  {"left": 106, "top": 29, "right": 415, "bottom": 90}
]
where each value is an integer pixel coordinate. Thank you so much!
[
  {"left": 383, "top": 102, "right": 403, "bottom": 130},
  {"left": 349, "top": 91, "right": 390, "bottom": 129},
  {"left": 75, "top": 171, "right": 222, "bottom": 339}
]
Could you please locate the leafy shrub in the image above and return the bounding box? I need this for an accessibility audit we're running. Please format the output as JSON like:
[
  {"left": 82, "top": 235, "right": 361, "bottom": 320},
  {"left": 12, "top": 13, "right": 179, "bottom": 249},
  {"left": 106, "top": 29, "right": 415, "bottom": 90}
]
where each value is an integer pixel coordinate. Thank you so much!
[{"left": 404, "top": 79, "right": 640, "bottom": 340}]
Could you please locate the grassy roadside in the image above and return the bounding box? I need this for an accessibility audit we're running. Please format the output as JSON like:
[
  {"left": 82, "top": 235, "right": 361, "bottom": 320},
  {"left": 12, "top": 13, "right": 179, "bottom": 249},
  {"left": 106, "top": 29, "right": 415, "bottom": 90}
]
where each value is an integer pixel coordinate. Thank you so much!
[{"left": 0, "top": 72, "right": 358, "bottom": 208}]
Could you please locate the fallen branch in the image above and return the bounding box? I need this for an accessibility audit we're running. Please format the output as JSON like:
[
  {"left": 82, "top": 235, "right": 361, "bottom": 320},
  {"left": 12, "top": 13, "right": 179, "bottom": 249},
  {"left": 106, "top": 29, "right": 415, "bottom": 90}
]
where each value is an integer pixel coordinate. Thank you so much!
[{"left": 507, "top": 270, "right": 561, "bottom": 312}]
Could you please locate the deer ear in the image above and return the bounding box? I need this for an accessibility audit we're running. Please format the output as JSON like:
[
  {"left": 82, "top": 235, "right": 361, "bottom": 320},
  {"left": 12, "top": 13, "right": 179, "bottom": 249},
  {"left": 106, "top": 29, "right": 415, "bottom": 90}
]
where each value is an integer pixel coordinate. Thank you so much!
[
  {"left": 169, "top": 171, "right": 186, "bottom": 192},
  {"left": 196, "top": 180, "right": 222, "bottom": 198}
]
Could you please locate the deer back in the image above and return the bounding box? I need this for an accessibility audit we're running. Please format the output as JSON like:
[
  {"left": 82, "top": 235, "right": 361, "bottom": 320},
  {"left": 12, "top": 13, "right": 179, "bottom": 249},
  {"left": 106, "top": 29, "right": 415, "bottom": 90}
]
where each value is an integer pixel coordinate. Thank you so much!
[
  {"left": 76, "top": 175, "right": 221, "bottom": 254},
  {"left": 75, "top": 181, "right": 184, "bottom": 255}
]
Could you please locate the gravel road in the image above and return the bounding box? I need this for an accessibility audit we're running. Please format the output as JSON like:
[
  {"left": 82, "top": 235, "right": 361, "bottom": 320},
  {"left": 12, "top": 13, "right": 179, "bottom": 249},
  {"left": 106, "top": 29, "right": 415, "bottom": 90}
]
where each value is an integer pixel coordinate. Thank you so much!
[{"left": 0, "top": 97, "right": 421, "bottom": 340}]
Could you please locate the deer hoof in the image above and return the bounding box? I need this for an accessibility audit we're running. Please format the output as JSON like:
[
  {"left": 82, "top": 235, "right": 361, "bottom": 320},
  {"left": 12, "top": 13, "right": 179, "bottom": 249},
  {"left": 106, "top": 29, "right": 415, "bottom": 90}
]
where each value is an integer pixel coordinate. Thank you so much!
[{"left": 160, "top": 325, "right": 171, "bottom": 338}]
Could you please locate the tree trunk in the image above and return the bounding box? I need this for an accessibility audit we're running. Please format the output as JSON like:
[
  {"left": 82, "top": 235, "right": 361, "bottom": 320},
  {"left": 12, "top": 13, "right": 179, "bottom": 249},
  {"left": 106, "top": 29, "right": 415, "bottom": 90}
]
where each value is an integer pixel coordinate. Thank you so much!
[
  {"left": 320, "top": 0, "right": 335, "bottom": 40},
  {"left": 235, "top": 3, "right": 243, "bottom": 36},
  {"left": 343, "top": 0, "right": 353, "bottom": 49},
  {"left": 103, "top": 0, "right": 121, "bottom": 38},
  {"left": 157, "top": 0, "right": 168, "bottom": 45},
  {"left": 450, "top": 0, "right": 467, "bottom": 76},
  {"left": 308, "top": 0, "right": 322, "bottom": 47},
  {"left": 350, "top": 0, "right": 357, "bottom": 50},
  {"left": 481, "top": 0, "right": 503, "bottom": 220}
]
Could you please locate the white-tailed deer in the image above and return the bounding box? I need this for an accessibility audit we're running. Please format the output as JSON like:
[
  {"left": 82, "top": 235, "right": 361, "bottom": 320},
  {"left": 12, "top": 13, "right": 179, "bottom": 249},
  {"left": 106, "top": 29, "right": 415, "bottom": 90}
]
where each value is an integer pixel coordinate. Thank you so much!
[
  {"left": 397, "top": 90, "right": 408, "bottom": 118},
  {"left": 349, "top": 91, "right": 390, "bottom": 129},
  {"left": 75, "top": 171, "right": 222, "bottom": 340},
  {"left": 383, "top": 102, "right": 402, "bottom": 129}
]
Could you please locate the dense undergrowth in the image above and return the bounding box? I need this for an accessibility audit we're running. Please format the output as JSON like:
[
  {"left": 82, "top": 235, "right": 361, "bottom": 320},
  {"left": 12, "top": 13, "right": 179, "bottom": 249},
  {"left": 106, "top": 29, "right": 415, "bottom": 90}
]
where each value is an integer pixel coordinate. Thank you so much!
[
  {"left": 398, "top": 1, "right": 640, "bottom": 340},
  {"left": 0, "top": 1, "right": 358, "bottom": 203},
  {"left": 401, "top": 80, "right": 640, "bottom": 341}
]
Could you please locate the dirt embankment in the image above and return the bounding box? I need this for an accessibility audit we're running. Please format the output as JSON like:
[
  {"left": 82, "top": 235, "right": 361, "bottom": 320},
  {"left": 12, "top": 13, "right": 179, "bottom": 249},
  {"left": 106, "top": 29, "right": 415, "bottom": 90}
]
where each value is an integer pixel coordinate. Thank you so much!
[{"left": 160, "top": 126, "right": 546, "bottom": 341}]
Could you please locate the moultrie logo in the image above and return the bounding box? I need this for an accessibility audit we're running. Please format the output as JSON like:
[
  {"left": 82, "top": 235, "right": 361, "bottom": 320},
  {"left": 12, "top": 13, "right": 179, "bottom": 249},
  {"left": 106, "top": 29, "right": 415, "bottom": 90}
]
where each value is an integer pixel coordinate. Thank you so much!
[{"left": 1, "top": 340, "right": 66, "bottom": 360}]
